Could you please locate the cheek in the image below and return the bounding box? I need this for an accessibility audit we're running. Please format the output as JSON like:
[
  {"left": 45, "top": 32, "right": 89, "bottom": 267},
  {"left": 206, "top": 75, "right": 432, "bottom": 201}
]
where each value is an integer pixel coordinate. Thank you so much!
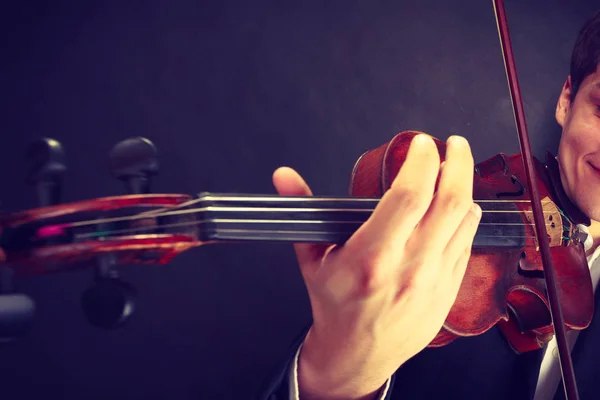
[
  {"left": 567, "top": 135, "right": 589, "bottom": 157},
  {"left": 558, "top": 132, "right": 580, "bottom": 171},
  {"left": 557, "top": 128, "right": 586, "bottom": 197},
  {"left": 560, "top": 119, "right": 597, "bottom": 164},
  {"left": 564, "top": 103, "right": 600, "bottom": 152}
]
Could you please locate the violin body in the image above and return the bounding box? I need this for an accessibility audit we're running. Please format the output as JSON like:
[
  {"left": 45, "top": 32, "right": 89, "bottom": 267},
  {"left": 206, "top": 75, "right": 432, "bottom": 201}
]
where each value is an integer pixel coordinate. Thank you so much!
[{"left": 350, "top": 130, "right": 594, "bottom": 352}]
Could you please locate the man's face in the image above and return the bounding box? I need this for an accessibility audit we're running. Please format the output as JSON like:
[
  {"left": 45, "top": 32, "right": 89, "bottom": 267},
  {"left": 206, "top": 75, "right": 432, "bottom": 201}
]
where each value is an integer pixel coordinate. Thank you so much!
[{"left": 557, "top": 65, "right": 600, "bottom": 221}]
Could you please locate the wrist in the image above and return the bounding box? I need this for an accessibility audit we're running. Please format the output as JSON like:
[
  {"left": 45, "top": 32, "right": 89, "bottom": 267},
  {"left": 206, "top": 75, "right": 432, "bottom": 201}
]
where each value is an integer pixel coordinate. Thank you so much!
[{"left": 297, "top": 328, "right": 391, "bottom": 400}]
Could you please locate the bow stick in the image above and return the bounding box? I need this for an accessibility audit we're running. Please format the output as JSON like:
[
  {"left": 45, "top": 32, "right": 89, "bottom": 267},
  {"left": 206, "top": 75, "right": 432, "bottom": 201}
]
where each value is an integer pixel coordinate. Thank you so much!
[{"left": 492, "top": 1, "right": 579, "bottom": 399}]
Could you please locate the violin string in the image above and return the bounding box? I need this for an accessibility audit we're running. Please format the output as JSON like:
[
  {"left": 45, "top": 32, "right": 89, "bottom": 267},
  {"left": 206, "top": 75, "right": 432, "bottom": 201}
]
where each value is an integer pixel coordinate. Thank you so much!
[
  {"left": 54, "top": 203, "right": 559, "bottom": 231},
  {"left": 70, "top": 216, "right": 556, "bottom": 241},
  {"left": 25, "top": 195, "right": 564, "bottom": 233}
]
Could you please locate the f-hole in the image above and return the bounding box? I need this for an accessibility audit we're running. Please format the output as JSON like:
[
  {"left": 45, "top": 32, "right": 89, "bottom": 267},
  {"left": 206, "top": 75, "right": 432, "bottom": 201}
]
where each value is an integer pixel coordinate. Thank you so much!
[
  {"left": 518, "top": 251, "right": 544, "bottom": 279},
  {"left": 496, "top": 175, "right": 526, "bottom": 198}
]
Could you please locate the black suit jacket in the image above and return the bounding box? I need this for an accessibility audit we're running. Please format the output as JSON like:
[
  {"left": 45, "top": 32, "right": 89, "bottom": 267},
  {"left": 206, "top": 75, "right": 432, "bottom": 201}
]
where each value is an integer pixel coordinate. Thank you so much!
[
  {"left": 554, "top": 286, "right": 600, "bottom": 400},
  {"left": 257, "top": 325, "right": 542, "bottom": 400},
  {"left": 258, "top": 289, "right": 600, "bottom": 400}
]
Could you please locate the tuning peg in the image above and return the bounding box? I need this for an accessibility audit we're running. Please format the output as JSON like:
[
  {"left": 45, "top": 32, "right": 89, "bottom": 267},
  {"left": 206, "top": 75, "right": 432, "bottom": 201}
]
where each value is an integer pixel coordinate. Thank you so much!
[
  {"left": 0, "top": 294, "right": 35, "bottom": 342},
  {"left": 109, "top": 137, "right": 158, "bottom": 194},
  {"left": 0, "top": 268, "right": 35, "bottom": 342},
  {"left": 25, "top": 138, "right": 66, "bottom": 207},
  {"left": 81, "top": 253, "right": 136, "bottom": 330},
  {"left": 81, "top": 277, "right": 136, "bottom": 329}
]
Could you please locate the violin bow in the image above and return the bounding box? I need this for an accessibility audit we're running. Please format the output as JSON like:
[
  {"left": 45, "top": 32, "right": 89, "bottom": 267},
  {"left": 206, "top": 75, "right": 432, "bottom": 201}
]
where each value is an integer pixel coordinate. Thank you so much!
[{"left": 492, "top": 1, "right": 579, "bottom": 398}]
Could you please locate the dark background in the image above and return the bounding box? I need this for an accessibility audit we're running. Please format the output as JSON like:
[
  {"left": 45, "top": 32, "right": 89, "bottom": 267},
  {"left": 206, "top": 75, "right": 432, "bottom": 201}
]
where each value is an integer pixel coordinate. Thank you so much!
[{"left": 0, "top": 0, "right": 597, "bottom": 399}]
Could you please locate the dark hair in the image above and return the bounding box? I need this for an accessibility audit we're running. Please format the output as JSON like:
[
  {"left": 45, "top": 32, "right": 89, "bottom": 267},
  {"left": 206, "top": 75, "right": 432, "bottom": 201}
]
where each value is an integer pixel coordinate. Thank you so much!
[{"left": 570, "top": 10, "right": 600, "bottom": 101}]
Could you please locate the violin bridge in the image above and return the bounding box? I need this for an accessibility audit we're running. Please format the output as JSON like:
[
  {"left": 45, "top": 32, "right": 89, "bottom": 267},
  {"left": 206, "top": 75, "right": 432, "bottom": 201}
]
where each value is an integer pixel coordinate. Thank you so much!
[{"left": 524, "top": 196, "right": 564, "bottom": 250}]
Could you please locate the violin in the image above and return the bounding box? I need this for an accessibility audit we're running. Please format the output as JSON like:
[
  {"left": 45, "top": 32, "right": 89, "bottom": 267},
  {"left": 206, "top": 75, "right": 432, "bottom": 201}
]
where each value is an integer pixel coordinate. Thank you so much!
[
  {"left": 0, "top": 1, "right": 590, "bottom": 398},
  {"left": 0, "top": 131, "right": 593, "bottom": 345}
]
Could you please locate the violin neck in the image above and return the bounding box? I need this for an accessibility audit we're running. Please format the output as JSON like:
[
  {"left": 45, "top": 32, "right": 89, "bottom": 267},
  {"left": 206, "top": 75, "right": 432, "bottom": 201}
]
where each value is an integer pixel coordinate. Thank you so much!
[
  {"left": 194, "top": 193, "right": 526, "bottom": 248},
  {"left": 196, "top": 193, "right": 374, "bottom": 243}
]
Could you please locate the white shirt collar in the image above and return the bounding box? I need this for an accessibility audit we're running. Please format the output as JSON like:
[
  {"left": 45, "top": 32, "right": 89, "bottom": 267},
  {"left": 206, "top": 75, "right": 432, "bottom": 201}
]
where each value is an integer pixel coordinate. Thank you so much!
[{"left": 578, "top": 224, "right": 600, "bottom": 266}]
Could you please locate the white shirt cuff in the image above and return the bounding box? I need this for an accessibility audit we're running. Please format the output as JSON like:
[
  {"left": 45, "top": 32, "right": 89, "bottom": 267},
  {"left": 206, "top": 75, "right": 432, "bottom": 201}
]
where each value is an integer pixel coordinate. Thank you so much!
[{"left": 288, "top": 339, "right": 392, "bottom": 399}]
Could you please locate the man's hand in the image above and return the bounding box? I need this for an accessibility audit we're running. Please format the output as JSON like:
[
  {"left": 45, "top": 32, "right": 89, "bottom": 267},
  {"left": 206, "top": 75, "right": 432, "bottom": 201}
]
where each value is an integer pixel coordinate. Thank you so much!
[{"left": 272, "top": 134, "right": 481, "bottom": 400}]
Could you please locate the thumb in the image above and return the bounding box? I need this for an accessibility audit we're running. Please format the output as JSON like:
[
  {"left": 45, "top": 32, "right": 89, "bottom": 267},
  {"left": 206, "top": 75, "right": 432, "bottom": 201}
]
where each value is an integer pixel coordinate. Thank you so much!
[
  {"left": 272, "top": 166, "right": 314, "bottom": 197},
  {"left": 272, "top": 167, "right": 332, "bottom": 268}
]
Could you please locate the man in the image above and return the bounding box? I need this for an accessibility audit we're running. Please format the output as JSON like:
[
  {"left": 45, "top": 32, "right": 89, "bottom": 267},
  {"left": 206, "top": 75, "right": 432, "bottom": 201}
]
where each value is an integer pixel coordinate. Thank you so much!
[{"left": 259, "top": 9, "right": 600, "bottom": 400}]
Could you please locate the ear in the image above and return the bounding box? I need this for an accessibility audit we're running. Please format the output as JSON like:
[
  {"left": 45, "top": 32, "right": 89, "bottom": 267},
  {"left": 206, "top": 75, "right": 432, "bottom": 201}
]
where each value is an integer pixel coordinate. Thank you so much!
[{"left": 555, "top": 76, "right": 573, "bottom": 127}]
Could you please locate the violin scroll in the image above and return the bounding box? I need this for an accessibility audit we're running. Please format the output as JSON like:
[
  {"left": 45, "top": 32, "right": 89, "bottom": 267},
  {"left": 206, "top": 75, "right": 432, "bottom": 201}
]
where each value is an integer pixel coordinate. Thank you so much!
[{"left": 0, "top": 136, "right": 170, "bottom": 335}]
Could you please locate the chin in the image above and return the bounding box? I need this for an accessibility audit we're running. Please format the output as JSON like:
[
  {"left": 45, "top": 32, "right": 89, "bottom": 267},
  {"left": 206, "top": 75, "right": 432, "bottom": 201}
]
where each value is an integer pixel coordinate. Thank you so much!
[{"left": 573, "top": 191, "right": 600, "bottom": 223}]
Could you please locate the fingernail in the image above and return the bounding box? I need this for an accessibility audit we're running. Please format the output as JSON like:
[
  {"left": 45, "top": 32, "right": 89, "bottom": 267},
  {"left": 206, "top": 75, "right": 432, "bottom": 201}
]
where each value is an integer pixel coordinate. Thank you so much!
[
  {"left": 414, "top": 134, "right": 431, "bottom": 145},
  {"left": 472, "top": 203, "right": 482, "bottom": 217},
  {"left": 448, "top": 135, "right": 467, "bottom": 146}
]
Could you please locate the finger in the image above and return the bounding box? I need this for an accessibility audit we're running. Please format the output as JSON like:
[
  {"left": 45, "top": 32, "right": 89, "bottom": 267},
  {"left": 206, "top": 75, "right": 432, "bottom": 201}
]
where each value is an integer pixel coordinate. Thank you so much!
[
  {"left": 272, "top": 166, "right": 314, "bottom": 196},
  {"left": 272, "top": 167, "right": 332, "bottom": 268},
  {"left": 443, "top": 203, "right": 481, "bottom": 282},
  {"left": 348, "top": 134, "right": 440, "bottom": 257},
  {"left": 412, "top": 135, "right": 475, "bottom": 251}
]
